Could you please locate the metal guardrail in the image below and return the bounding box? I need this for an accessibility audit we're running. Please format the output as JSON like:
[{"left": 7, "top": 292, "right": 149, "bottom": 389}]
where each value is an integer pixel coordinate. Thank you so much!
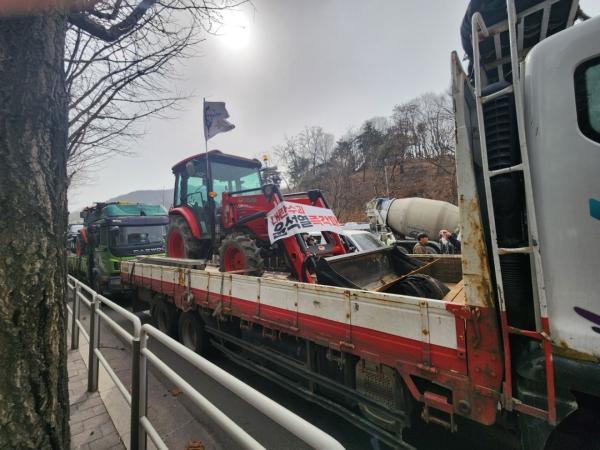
[
  {"left": 67, "top": 276, "right": 143, "bottom": 449},
  {"left": 66, "top": 275, "right": 344, "bottom": 450}
]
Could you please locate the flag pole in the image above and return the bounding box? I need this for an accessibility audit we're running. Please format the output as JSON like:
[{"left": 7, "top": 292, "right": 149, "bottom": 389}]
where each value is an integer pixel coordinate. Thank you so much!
[
  {"left": 203, "top": 97, "right": 215, "bottom": 241},
  {"left": 203, "top": 97, "right": 210, "bottom": 180}
]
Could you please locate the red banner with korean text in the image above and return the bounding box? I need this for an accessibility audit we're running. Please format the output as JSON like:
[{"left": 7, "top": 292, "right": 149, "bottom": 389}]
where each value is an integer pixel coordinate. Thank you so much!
[{"left": 267, "top": 201, "right": 343, "bottom": 243}]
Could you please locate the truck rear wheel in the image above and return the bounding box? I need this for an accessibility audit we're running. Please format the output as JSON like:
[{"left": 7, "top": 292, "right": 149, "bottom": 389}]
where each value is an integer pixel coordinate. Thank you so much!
[
  {"left": 178, "top": 311, "right": 210, "bottom": 355},
  {"left": 167, "top": 215, "right": 204, "bottom": 259},
  {"left": 219, "top": 233, "right": 264, "bottom": 276},
  {"left": 152, "top": 300, "right": 179, "bottom": 338}
]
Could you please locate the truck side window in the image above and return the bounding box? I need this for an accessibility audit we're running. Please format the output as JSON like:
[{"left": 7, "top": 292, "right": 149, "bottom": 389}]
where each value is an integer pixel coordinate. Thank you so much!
[{"left": 575, "top": 56, "right": 600, "bottom": 143}]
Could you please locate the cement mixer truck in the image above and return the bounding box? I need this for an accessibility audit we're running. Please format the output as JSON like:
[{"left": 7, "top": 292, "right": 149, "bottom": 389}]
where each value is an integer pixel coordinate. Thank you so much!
[{"left": 366, "top": 197, "right": 459, "bottom": 252}]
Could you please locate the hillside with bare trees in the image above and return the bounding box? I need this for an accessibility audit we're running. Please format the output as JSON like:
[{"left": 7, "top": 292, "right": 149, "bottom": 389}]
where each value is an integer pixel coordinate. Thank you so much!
[{"left": 275, "top": 91, "right": 457, "bottom": 221}]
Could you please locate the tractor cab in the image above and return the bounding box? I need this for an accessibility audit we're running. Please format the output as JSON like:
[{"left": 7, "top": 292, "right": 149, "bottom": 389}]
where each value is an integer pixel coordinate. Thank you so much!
[
  {"left": 168, "top": 150, "right": 267, "bottom": 259},
  {"left": 167, "top": 150, "right": 347, "bottom": 273}
]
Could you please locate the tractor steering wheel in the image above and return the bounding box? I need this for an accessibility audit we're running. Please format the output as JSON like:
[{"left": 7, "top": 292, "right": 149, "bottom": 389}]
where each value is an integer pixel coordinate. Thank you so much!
[{"left": 183, "top": 189, "right": 205, "bottom": 205}]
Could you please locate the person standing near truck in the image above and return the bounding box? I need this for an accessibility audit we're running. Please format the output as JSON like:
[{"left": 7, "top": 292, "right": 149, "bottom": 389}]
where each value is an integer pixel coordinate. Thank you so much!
[
  {"left": 439, "top": 229, "right": 461, "bottom": 254},
  {"left": 413, "top": 232, "right": 437, "bottom": 254}
]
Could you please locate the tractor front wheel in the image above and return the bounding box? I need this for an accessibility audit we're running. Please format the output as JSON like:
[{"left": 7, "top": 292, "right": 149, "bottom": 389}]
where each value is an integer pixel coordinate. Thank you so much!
[
  {"left": 219, "top": 233, "right": 264, "bottom": 276},
  {"left": 167, "top": 215, "right": 204, "bottom": 259}
]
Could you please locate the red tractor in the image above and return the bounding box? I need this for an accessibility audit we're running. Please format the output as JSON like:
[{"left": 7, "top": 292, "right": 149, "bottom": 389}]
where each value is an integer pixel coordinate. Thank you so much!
[
  {"left": 166, "top": 150, "right": 448, "bottom": 298},
  {"left": 166, "top": 150, "right": 348, "bottom": 282}
]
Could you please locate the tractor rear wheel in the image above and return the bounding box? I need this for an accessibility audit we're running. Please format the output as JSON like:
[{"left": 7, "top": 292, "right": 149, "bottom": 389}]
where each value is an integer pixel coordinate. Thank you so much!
[
  {"left": 219, "top": 233, "right": 264, "bottom": 276},
  {"left": 167, "top": 215, "right": 204, "bottom": 259}
]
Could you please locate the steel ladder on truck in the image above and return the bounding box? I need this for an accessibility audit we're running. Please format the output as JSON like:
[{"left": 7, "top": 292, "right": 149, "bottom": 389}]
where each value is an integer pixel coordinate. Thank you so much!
[{"left": 470, "top": 0, "right": 580, "bottom": 425}]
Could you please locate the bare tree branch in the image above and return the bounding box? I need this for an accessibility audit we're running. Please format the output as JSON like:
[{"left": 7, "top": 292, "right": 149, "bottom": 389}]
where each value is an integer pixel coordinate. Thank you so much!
[
  {"left": 68, "top": 0, "right": 157, "bottom": 42},
  {"left": 274, "top": 91, "right": 457, "bottom": 218},
  {"left": 65, "top": 0, "right": 247, "bottom": 183},
  {"left": 88, "top": 0, "right": 124, "bottom": 20}
]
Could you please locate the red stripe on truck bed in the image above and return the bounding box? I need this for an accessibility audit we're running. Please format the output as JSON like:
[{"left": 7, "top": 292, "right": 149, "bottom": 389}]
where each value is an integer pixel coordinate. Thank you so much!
[{"left": 130, "top": 273, "right": 467, "bottom": 374}]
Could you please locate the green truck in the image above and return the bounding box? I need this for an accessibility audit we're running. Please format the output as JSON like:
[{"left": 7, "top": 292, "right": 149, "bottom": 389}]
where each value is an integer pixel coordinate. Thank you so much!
[{"left": 67, "top": 202, "right": 169, "bottom": 295}]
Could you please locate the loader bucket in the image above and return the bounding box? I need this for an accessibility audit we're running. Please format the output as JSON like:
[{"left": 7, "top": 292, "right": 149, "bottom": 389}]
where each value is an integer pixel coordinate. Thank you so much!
[{"left": 315, "top": 246, "right": 450, "bottom": 299}]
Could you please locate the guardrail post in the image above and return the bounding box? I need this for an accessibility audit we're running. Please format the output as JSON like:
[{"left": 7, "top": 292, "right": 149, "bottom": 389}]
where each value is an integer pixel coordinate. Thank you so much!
[
  {"left": 71, "top": 282, "right": 81, "bottom": 350},
  {"left": 130, "top": 334, "right": 142, "bottom": 450},
  {"left": 136, "top": 330, "right": 148, "bottom": 450},
  {"left": 87, "top": 293, "right": 100, "bottom": 392}
]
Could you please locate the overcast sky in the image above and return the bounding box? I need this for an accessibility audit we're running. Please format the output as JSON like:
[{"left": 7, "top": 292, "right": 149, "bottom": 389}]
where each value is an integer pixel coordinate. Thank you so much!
[{"left": 68, "top": 0, "right": 600, "bottom": 211}]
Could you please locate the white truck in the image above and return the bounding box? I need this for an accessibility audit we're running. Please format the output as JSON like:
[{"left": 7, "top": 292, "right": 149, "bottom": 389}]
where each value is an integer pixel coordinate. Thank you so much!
[{"left": 122, "top": 1, "right": 599, "bottom": 448}]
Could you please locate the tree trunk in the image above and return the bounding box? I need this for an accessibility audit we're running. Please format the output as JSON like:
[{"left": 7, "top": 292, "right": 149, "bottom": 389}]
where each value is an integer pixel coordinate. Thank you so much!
[{"left": 0, "top": 11, "right": 70, "bottom": 450}]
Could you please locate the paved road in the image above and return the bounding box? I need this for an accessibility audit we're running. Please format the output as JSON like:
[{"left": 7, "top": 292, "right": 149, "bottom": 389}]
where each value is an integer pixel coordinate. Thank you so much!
[
  {"left": 136, "top": 311, "right": 377, "bottom": 450},
  {"left": 80, "top": 294, "right": 516, "bottom": 450}
]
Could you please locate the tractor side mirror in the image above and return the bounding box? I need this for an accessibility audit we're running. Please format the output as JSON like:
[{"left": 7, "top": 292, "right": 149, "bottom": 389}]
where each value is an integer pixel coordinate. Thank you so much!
[{"left": 262, "top": 184, "right": 275, "bottom": 202}]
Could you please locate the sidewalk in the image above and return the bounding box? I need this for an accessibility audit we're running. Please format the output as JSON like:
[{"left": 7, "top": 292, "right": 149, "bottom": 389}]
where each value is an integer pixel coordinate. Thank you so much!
[
  {"left": 68, "top": 337, "right": 125, "bottom": 450},
  {"left": 67, "top": 306, "right": 220, "bottom": 450}
]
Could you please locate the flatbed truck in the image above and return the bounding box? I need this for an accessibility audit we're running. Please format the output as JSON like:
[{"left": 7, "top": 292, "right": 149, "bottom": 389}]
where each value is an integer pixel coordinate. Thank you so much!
[{"left": 121, "top": 1, "right": 600, "bottom": 448}]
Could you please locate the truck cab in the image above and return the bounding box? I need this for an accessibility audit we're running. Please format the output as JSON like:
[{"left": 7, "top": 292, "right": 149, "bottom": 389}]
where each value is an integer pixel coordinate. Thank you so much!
[
  {"left": 453, "top": 1, "right": 600, "bottom": 445},
  {"left": 76, "top": 202, "right": 169, "bottom": 295},
  {"left": 524, "top": 12, "right": 600, "bottom": 363}
]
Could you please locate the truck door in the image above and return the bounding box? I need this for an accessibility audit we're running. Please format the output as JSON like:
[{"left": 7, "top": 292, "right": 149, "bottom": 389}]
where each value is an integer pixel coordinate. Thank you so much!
[{"left": 524, "top": 15, "right": 600, "bottom": 359}]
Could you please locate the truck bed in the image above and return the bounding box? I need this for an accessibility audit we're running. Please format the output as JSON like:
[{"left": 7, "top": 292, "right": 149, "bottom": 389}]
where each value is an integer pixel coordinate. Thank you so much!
[{"left": 121, "top": 255, "right": 467, "bottom": 374}]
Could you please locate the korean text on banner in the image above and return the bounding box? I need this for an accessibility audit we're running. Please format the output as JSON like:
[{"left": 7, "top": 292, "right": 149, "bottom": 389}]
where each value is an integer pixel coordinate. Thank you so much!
[{"left": 267, "top": 201, "right": 343, "bottom": 243}]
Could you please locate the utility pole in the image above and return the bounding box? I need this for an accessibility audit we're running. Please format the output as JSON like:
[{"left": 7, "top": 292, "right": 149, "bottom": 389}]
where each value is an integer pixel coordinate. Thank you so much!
[{"left": 384, "top": 165, "right": 390, "bottom": 198}]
